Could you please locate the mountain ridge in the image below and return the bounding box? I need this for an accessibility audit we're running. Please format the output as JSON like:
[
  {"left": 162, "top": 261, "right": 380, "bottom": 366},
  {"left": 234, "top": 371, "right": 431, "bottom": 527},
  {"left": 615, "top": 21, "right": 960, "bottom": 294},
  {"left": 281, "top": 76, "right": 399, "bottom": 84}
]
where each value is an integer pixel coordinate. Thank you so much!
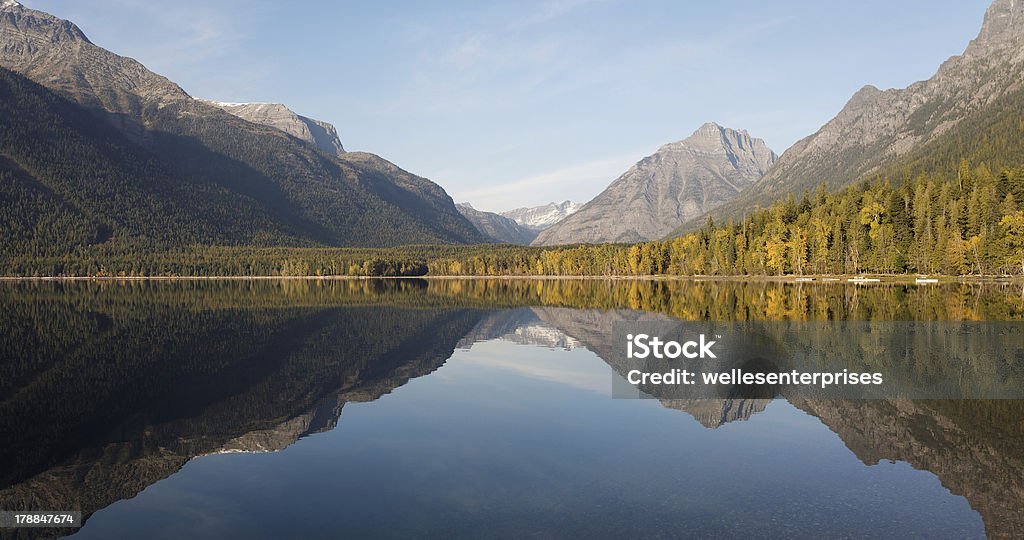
[
  {"left": 202, "top": 100, "right": 345, "bottom": 157},
  {"left": 534, "top": 122, "right": 776, "bottom": 245},
  {"left": 0, "top": 1, "right": 485, "bottom": 251},
  {"left": 500, "top": 200, "right": 581, "bottom": 231},
  {"left": 456, "top": 203, "right": 539, "bottom": 244},
  {"left": 676, "top": 0, "right": 1024, "bottom": 232}
]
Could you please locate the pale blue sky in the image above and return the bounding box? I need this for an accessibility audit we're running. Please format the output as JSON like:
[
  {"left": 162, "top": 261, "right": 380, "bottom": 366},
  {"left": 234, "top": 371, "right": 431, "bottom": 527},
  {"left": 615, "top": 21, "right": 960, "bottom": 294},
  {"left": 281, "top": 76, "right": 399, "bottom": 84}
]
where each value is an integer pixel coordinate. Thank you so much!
[{"left": 32, "top": 0, "right": 990, "bottom": 211}]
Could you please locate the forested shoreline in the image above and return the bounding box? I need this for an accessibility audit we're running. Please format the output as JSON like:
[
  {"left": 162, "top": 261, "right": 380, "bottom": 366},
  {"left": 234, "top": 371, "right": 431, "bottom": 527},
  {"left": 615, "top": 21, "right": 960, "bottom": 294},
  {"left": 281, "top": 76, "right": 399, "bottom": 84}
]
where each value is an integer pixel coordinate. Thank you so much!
[{"left": 3, "top": 163, "right": 1023, "bottom": 279}]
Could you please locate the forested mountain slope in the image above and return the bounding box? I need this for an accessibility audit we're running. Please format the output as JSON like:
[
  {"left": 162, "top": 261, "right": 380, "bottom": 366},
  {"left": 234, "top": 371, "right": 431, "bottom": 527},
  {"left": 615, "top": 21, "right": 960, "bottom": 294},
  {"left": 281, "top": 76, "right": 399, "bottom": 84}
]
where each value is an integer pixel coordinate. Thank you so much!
[
  {"left": 0, "top": 1, "right": 484, "bottom": 256},
  {"left": 677, "top": 0, "right": 1024, "bottom": 231}
]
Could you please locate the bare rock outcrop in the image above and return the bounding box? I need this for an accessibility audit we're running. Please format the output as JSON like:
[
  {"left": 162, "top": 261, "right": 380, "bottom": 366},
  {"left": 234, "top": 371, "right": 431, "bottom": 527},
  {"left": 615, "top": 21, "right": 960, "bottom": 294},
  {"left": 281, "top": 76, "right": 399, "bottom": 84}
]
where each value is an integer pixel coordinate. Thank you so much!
[{"left": 534, "top": 123, "right": 776, "bottom": 245}]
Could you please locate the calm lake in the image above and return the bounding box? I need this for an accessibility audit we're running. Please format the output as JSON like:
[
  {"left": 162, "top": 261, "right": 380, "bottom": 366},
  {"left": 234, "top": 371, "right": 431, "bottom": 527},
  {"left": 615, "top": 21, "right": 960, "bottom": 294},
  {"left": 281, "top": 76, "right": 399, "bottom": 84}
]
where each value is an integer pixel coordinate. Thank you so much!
[{"left": 1, "top": 279, "right": 1022, "bottom": 539}]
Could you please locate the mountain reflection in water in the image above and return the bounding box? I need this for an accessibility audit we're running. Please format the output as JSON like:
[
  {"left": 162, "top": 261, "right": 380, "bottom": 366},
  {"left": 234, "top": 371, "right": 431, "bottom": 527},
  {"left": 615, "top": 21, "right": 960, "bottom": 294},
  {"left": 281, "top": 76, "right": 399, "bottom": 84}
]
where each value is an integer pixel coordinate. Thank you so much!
[{"left": 0, "top": 279, "right": 1021, "bottom": 539}]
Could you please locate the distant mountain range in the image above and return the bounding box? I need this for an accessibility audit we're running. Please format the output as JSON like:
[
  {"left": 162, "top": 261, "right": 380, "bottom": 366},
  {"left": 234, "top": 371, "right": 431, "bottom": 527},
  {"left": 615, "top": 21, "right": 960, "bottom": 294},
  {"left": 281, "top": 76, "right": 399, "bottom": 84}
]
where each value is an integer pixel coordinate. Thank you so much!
[
  {"left": 454, "top": 200, "right": 581, "bottom": 244},
  {"left": 456, "top": 203, "right": 538, "bottom": 244},
  {"left": 0, "top": 1, "right": 483, "bottom": 255},
  {"left": 500, "top": 201, "right": 581, "bottom": 231},
  {"left": 534, "top": 123, "right": 776, "bottom": 245}
]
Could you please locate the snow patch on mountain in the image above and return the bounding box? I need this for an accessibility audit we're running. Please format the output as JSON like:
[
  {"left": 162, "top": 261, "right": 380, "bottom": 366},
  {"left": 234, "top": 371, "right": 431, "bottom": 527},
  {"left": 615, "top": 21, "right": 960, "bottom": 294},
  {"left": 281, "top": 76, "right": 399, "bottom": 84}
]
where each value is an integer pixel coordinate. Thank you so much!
[{"left": 500, "top": 200, "right": 581, "bottom": 231}]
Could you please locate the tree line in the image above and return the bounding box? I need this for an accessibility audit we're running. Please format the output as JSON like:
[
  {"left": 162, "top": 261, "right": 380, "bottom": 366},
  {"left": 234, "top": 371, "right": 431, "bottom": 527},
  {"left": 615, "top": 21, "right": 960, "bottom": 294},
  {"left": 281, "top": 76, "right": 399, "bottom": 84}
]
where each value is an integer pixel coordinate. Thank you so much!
[
  {"left": 2, "top": 162, "right": 1023, "bottom": 278},
  {"left": 429, "top": 162, "right": 1024, "bottom": 277}
]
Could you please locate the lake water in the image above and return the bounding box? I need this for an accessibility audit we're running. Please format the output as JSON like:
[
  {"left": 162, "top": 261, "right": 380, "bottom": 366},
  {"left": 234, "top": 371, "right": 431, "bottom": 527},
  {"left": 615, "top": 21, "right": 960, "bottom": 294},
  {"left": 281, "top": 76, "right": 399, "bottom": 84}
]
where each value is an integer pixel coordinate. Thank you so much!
[{"left": 1, "top": 279, "right": 1022, "bottom": 539}]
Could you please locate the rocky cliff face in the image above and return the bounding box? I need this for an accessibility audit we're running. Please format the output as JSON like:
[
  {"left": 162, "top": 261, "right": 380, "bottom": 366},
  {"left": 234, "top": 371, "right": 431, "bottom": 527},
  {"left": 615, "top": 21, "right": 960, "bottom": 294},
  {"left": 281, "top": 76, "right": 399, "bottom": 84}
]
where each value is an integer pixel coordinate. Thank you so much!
[
  {"left": 500, "top": 200, "right": 581, "bottom": 231},
  {"left": 456, "top": 203, "right": 539, "bottom": 244},
  {"left": 684, "top": 0, "right": 1024, "bottom": 228},
  {"left": 0, "top": 0, "right": 188, "bottom": 115},
  {"left": 204, "top": 101, "right": 345, "bottom": 156},
  {"left": 0, "top": 0, "right": 348, "bottom": 155},
  {"left": 534, "top": 123, "right": 776, "bottom": 245}
]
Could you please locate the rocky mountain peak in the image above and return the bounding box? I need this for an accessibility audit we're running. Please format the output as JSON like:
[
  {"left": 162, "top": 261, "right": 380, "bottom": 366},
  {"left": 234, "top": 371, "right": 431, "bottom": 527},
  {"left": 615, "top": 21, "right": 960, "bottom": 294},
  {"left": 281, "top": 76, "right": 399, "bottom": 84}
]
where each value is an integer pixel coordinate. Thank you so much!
[
  {"left": 533, "top": 123, "right": 775, "bottom": 245},
  {"left": 847, "top": 84, "right": 881, "bottom": 105},
  {"left": 692, "top": 121, "right": 725, "bottom": 137},
  {"left": 681, "top": 122, "right": 729, "bottom": 148},
  {"left": 974, "top": 0, "right": 1024, "bottom": 48},
  {"left": 0, "top": 1, "right": 91, "bottom": 44},
  {"left": 684, "top": 0, "right": 1024, "bottom": 230},
  {"left": 689, "top": 121, "right": 754, "bottom": 142},
  {"left": 681, "top": 122, "right": 736, "bottom": 150},
  {"left": 660, "top": 122, "right": 777, "bottom": 177},
  {"left": 0, "top": 3, "right": 186, "bottom": 112},
  {"left": 205, "top": 100, "right": 346, "bottom": 156}
]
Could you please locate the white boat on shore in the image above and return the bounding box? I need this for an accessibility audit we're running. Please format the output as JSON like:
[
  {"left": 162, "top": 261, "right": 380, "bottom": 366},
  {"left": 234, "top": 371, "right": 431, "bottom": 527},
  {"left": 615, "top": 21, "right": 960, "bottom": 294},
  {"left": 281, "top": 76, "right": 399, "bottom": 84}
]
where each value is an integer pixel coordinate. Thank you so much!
[
  {"left": 915, "top": 277, "right": 939, "bottom": 284},
  {"left": 848, "top": 276, "right": 881, "bottom": 283}
]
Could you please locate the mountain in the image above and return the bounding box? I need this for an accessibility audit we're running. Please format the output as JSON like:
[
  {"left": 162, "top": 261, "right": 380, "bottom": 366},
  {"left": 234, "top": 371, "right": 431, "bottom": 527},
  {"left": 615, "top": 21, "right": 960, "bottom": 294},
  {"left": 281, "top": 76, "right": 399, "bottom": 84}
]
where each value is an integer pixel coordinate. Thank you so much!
[
  {"left": 456, "top": 203, "right": 539, "bottom": 244},
  {"left": 0, "top": 1, "right": 188, "bottom": 117},
  {"left": 679, "top": 0, "right": 1024, "bottom": 230},
  {"left": 534, "top": 123, "right": 776, "bottom": 245},
  {"left": 0, "top": 66, "right": 300, "bottom": 254},
  {"left": 0, "top": 1, "right": 484, "bottom": 254},
  {"left": 500, "top": 200, "right": 580, "bottom": 231},
  {"left": 203, "top": 101, "right": 345, "bottom": 157}
]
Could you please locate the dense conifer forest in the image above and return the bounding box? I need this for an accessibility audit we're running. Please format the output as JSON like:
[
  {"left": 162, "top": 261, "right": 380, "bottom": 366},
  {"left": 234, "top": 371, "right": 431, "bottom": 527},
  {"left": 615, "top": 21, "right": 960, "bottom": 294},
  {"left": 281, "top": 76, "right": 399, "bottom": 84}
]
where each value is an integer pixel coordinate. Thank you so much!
[
  {"left": 431, "top": 164, "right": 1024, "bottom": 278},
  {"left": 0, "top": 67, "right": 484, "bottom": 255},
  {"left": 5, "top": 162, "right": 1022, "bottom": 278}
]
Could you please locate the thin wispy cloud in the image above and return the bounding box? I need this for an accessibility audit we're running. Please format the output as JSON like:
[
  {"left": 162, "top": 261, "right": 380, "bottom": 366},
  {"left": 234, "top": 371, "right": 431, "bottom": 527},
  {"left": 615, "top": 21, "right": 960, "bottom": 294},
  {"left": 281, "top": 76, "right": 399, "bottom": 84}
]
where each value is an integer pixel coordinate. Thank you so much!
[
  {"left": 33, "top": 0, "right": 273, "bottom": 85},
  {"left": 444, "top": 34, "right": 490, "bottom": 70},
  {"left": 453, "top": 151, "right": 645, "bottom": 211},
  {"left": 394, "top": 9, "right": 793, "bottom": 120},
  {"left": 516, "top": 0, "right": 609, "bottom": 27}
]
